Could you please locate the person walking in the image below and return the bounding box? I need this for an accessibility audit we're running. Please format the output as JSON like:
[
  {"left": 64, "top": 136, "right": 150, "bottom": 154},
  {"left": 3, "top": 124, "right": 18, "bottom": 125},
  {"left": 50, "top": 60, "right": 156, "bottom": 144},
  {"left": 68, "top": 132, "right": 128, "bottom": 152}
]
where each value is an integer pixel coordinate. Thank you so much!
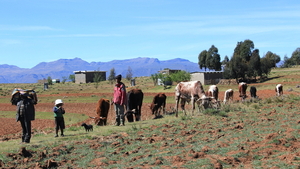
[
  {"left": 14, "top": 89, "right": 37, "bottom": 144},
  {"left": 53, "top": 99, "right": 65, "bottom": 137},
  {"left": 112, "top": 74, "right": 127, "bottom": 126}
]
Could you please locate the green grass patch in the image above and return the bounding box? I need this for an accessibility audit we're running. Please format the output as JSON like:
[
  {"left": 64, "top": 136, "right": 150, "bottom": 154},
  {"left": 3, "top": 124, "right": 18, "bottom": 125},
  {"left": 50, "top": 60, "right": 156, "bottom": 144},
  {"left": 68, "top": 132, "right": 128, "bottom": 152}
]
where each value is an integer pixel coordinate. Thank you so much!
[{"left": 1, "top": 68, "right": 300, "bottom": 168}]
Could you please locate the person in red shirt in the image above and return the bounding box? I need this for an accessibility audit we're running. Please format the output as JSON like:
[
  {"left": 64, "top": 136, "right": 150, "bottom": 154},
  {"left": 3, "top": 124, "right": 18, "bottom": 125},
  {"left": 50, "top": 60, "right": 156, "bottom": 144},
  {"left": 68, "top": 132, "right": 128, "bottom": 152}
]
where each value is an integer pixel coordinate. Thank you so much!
[{"left": 112, "top": 74, "right": 127, "bottom": 126}]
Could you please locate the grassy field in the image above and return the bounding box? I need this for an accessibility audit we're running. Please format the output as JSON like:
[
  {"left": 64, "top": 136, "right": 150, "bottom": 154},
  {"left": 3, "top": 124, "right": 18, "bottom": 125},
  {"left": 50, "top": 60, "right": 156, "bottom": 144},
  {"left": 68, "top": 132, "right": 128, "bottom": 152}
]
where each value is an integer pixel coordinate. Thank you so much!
[{"left": 0, "top": 67, "right": 299, "bottom": 168}]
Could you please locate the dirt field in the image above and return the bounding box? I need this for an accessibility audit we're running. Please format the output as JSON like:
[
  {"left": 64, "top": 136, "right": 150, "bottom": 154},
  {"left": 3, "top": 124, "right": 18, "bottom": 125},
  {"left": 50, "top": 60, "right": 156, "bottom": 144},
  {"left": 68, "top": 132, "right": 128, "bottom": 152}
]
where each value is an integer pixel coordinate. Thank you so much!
[
  {"left": 1, "top": 87, "right": 300, "bottom": 168},
  {"left": 0, "top": 89, "right": 297, "bottom": 140}
]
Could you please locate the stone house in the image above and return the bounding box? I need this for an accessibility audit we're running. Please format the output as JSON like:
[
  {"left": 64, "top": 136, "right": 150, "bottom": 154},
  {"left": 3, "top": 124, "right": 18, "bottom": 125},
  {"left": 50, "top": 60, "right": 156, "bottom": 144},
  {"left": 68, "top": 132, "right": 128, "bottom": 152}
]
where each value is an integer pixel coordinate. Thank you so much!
[
  {"left": 190, "top": 72, "right": 223, "bottom": 85},
  {"left": 74, "top": 70, "right": 107, "bottom": 84}
]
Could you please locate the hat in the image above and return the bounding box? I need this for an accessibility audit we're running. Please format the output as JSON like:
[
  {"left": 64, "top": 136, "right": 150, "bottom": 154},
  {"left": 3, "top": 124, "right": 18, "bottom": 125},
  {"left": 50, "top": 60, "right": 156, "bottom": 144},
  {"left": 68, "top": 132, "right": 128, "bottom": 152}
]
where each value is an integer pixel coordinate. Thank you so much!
[
  {"left": 55, "top": 99, "right": 63, "bottom": 105},
  {"left": 115, "top": 74, "right": 122, "bottom": 79}
]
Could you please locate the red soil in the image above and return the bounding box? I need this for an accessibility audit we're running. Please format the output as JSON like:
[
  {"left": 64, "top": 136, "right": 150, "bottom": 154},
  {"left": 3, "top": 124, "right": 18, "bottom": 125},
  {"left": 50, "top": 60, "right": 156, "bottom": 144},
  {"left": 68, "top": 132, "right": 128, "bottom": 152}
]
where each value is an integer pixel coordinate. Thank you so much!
[
  {"left": 0, "top": 88, "right": 299, "bottom": 168},
  {"left": 0, "top": 89, "right": 297, "bottom": 139}
]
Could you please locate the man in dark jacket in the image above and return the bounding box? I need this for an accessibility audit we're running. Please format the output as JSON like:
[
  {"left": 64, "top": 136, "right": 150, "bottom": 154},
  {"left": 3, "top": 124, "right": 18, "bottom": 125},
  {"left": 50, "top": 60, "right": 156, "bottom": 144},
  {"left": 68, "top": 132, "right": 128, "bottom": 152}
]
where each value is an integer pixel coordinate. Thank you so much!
[{"left": 15, "top": 90, "right": 37, "bottom": 144}]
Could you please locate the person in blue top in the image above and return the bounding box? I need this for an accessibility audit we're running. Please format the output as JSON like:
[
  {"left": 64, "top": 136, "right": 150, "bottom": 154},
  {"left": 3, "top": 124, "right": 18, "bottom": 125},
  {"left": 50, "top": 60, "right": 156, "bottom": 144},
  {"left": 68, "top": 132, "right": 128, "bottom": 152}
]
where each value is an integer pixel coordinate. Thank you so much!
[{"left": 53, "top": 99, "right": 65, "bottom": 137}]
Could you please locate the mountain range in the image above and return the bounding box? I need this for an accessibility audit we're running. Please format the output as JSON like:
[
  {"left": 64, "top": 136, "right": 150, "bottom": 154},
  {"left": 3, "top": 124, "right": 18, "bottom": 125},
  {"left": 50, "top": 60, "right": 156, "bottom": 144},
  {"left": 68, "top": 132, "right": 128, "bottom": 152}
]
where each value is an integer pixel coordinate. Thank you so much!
[{"left": 0, "top": 57, "right": 203, "bottom": 83}]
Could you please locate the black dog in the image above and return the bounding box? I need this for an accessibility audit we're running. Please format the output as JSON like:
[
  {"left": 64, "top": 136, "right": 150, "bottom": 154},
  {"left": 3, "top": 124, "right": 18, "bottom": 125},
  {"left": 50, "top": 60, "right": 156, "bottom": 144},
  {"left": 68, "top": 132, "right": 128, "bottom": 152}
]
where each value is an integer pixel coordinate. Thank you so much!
[{"left": 81, "top": 123, "right": 93, "bottom": 132}]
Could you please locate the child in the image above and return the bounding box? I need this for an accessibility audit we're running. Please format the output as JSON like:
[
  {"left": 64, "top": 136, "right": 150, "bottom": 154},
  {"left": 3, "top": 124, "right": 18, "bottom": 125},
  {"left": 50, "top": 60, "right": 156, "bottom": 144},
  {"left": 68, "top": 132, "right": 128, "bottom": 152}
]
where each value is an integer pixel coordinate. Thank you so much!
[{"left": 53, "top": 99, "right": 65, "bottom": 137}]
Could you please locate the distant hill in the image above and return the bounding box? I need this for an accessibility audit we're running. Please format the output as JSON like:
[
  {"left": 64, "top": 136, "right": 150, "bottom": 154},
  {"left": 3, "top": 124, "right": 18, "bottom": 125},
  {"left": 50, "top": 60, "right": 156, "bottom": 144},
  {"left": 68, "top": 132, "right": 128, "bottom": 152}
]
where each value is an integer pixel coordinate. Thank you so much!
[{"left": 0, "top": 57, "right": 203, "bottom": 83}]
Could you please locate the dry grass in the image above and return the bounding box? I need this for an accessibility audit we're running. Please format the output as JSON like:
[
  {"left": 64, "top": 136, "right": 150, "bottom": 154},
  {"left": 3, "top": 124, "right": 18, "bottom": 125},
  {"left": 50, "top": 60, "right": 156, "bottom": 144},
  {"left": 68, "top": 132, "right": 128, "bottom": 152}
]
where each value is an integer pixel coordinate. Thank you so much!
[{"left": 0, "top": 67, "right": 300, "bottom": 168}]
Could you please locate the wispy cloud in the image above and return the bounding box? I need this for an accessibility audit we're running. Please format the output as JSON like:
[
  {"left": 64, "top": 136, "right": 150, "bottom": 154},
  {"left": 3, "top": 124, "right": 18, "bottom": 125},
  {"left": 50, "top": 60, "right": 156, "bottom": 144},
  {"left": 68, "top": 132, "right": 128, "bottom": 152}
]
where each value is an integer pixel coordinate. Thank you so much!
[
  {"left": 0, "top": 25, "right": 57, "bottom": 31},
  {"left": 41, "top": 33, "right": 124, "bottom": 38},
  {"left": 120, "top": 20, "right": 300, "bottom": 36},
  {"left": 120, "top": 10, "right": 300, "bottom": 37},
  {"left": 126, "top": 5, "right": 300, "bottom": 36},
  {"left": 0, "top": 39, "right": 21, "bottom": 45}
]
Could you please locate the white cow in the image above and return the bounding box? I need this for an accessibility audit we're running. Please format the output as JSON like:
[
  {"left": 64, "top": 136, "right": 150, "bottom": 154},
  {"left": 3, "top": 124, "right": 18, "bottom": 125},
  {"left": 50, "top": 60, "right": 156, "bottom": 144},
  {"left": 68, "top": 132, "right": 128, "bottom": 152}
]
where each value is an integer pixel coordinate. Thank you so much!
[
  {"left": 206, "top": 85, "right": 219, "bottom": 101},
  {"left": 175, "top": 81, "right": 212, "bottom": 117},
  {"left": 223, "top": 89, "right": 234, "bottom": 104},
  {"left": 275, "top": 84, "right": 283, "bottom": 96}
]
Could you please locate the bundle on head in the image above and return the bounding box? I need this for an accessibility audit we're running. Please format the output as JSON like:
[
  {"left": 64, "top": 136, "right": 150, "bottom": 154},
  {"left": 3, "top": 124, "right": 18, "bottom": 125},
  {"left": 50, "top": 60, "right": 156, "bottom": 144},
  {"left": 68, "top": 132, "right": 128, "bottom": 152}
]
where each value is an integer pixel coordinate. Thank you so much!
[
  {"left": 81, "top": 123, "right": 93, "bottom": 132},
  {"left": 11, "top": 88, "right": 38, "bottom": 105}
]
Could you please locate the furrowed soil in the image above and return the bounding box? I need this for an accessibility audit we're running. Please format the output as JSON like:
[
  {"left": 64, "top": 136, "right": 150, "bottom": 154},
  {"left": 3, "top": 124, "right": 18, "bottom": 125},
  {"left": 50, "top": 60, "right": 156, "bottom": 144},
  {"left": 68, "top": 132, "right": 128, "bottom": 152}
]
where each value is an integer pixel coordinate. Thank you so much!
[
  {"left": 0, "top": 84, "right": 300, "bottom": 168},
  {"left": 0, "top": 89, "right": 294, "bottom": 138}
]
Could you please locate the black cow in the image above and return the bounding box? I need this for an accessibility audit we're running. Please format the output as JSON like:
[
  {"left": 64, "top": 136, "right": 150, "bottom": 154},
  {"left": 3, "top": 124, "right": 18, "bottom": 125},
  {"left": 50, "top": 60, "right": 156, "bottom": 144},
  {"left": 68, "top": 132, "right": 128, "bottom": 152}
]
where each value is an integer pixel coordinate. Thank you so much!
[
  {"left": 250, "top": 86, "right": 258, "bottom": 98},
  {"left": 127, "top": 89, "right": 143, "bottom": 121},
  {"left": 125, "top": 109, "right": 135, "bottom": 122}
]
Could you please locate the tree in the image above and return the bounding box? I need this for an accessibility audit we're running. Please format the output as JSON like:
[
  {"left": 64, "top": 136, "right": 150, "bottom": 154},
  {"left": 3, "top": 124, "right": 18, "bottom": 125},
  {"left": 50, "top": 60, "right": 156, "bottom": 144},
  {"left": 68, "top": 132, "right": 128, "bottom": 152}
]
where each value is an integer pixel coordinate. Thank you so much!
[
  {"left": 290, "top": 47, "right": 300, "bottom": 65},
  {"left": 126, "top": 66, "right": 133, "bottom": 81},
  {"left": 198, "top": 50, "right": 207, "bottom": 71},
  {"left": 265, "top": 51, "right": 281, "bottom": 67},
  {"left": 281, "top": 55, "right": 293, "bottom": 68},
  {"left": 108, "top": 68, "right": 116, "bottom": 84},
  {"left": 61, "top": 76, "right": 68, "bottom": 84},
  {"left": 248, "top": 49, "right": 261, "bottom": 79},
  {"left": 238, "top": 39, "right": 254, "bottom": 62},
  {"left": 93, "top": 70, "right": 103, "bottom": 89},
  {"left": 222, "top": 64, "right": 232, "bottom": 79},
  {"left": 223, "top": 39, "right": 256, "bottom": 82},
  {"left": 231, "top": 54, "right": 247, "bottom": 82},
  {"left": 150, "top": 73, "right": 159, "bottom": 86},
  {"left": 222, "top": 55, "right": 229, "bottom": 65},
  {"left": 47, "top": 76, "right": 53, "bottom": 85},
  {"left": 69, "top": 74, "right": 75, "bottom": 83},
  {"left": 260, "top": 56, "right": 273, "bottom": 76},
  {"left": 157, "top": 73, "right": 171, "bottom": 89},
  {"left": 170, "top": 70, "right": 191, "bottom": 83},
  {"left": 206, "top": 51, "right": 213, "bottom": 70},
  {"left": 206, "top": 45, "right": 221, "bottom": 71},
  {"left": 198, "top": 45, "right": 221, "bottom": 71}
]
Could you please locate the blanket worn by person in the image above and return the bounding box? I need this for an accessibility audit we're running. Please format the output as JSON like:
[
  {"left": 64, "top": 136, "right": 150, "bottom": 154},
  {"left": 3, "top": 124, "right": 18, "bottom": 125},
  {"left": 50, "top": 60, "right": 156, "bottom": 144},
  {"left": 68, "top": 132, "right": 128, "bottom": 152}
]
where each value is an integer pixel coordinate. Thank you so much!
[{"left": 13, "top": 89, "right": 37, "bottom": 143}]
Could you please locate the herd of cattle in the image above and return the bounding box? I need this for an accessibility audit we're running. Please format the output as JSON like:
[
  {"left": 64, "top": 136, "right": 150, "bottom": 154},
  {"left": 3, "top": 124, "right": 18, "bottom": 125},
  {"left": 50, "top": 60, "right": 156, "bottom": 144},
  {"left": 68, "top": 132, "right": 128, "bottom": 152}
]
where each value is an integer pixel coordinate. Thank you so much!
[{"left": 90, "top": 81, "right": 284, "bottom": 125}]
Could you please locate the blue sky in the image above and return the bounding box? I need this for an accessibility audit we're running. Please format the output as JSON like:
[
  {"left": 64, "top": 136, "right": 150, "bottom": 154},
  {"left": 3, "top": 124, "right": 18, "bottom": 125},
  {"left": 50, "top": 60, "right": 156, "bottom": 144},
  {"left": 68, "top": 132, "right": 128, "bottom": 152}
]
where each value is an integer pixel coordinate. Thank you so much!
[{"left": 1, "top": 0, "right": 299, "bottom": 68}]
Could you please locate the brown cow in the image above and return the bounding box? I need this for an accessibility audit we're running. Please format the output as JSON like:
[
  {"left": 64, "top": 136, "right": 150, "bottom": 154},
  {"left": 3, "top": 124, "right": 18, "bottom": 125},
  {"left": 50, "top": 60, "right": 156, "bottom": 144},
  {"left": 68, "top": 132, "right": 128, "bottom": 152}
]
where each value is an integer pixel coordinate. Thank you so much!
[
  {"left": 238, "top": 82, "right": 247, "bottom": 101},
  {"left": 275, "top": 84, "right": 283, "bottom": 96},
  {"left": 175, "top": 81, "right": 212, "bottom": 117},
  {"left": 223, "top": 89, "right": 233, "bottom": 104},
  {"left": 127, "top": 89, "right": 143, "bottom": 121},
  {"left": 150, "top": 93, "right": 167, "bottom": 118},
  {"left": 90, "top": 98, "right": 110, "bottom": 126}
]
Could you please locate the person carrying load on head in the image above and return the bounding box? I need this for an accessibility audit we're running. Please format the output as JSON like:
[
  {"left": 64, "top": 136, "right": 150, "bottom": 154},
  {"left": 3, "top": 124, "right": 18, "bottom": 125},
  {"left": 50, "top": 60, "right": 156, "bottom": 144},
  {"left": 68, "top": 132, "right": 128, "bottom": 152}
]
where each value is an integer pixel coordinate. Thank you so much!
[{"left": 11, "top": 88, "right": 38, "bottom": 144}]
